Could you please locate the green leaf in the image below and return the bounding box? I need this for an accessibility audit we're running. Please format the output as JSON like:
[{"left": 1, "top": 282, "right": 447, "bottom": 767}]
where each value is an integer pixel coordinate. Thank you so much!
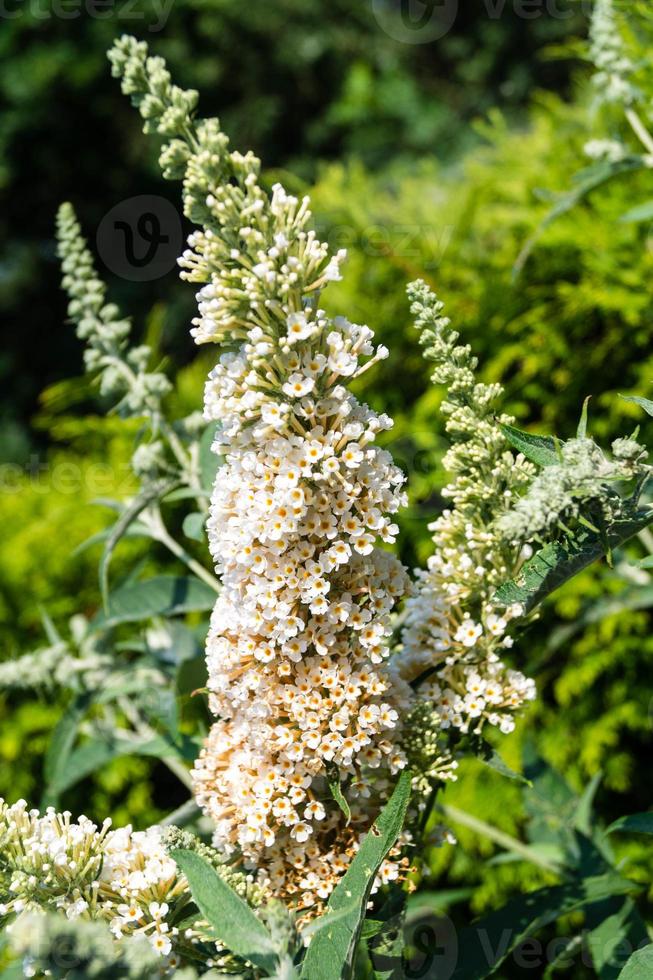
[
  {"left": 142, "top": 688, "right": 179, "bottom": 739},
  {"left": 93, "top": 575, "right": 217, "bottom": 628},
  {"left": 439, "top": 803, "right": 561, "bottom": 874},
  {"left": 199, "top": 423, "right": 223, "bottom": 492},
  {"left": 586, "top": 898, "right": 650, "bottom": 979},
  {"left": 577, "top": 396, "right": 591, "bottom": 439},
  {"left": 606, "top": 813, "right": 653, "bottom": 836},
  {"left": 478, "top": 747, "right": 531, "bottom": 787},
  {"left": 619, "top": 200, "right": 653, "bottom": 223},
  {"left": 171, "top": 849, "right": 278, "bottom": 974},
  {"left": 99, "top": 479, "right": 180, "bottom": 609},
  {"left": 513, "top": 157, "right": 645, "bottom": 276},
  {"left": 368, "top": 910, "right": 406, "bottom": 980},
  {"left": 573, "top": 772, "right": 602, "bottom": 836},
  {"left": 300, "top": 899, "right": 364, "bottom": 942},
  {"left": 48, "top": 735, "right": 183, "bottom": 796},
  {"left": 500, "top": 423, "right": 560, "bottom": 468},
  {"left": 71, "top": 521, "right": 151, "bottom": 558},
  {"left": 451, "top": 872, "right": 638, "bottom": 980},
  {"left": 326, "top": 764, "right": 351, "bottom": 824},
  {"left": 543, "top": 935, "right": 583, "bottom": 979},
  {"left": 299, "top": 770, "right": 412, "bottom": 980},
  {"left": 494, "top": 511, "right": 653, "bottom": 613},
  {"left": 617, "top": 946, "right": 653, "bottom": 979},
  {"left": 176, "top": 653, "right": 208, "bottom": 697},
  {"left": 42, "top": 693, "right": 94, "bottom": 807},
  {"left": 406, "top": 888, "right": 474, "bottom": 921},
  {"left": 359, "top": 919, "right": 384, "bottom": 940},
  {"left": 163, "top": 487, "right": 210, "bottom": 503},
  {"left": 183, "top": 511, "right": 205, "bottom": 542},
  {"left": 619, "top": 394, "right": 653, "bottom": 417},
  {"left": 39, "top": 606, "right": 62, "bottom": 645}
]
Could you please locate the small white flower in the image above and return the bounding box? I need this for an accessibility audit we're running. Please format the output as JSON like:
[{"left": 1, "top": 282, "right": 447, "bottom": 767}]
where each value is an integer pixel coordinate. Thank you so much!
[{"left": 454, "top": 620, "right": 483, "bottom": 648}]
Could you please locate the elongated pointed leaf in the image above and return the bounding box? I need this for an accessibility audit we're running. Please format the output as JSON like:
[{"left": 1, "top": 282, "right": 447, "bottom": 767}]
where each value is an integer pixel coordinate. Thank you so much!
[
  {"left": 514, "top": 157, "right": 644, "bottom": 276},
  {"left": 478, "top": 746, "right": 531, "bottom": 787},
  {"left": 500, "top": 423, "right": 560, "bottom": 468},
  {"left": 48, "top": 734, "right": 185, "bottom": 797},
  {"left": 99, "top": 478, "right": 180, "bottom": 608},
  {"left": 494, "top": 511, "right": 653, "bottom": 613},
  {"left": 617, "top": 946, "right": 653, "bottom": 978},
  {"left": 573, "top": 772, "right": 602, "bottom": 836},
  {"left": 171, "top": 849, "right": 278, "bottom": 974},
  {"left": 72, "top": 521, "right": 151, "bottom": 558},
  {"left": 543, "top": 935, "right": 583, "bottom": 978},
  {"left": 586, "top": 898, "right": 650, "bottom": 979},
  {"left": 42, "top": 692, "right": 94, "bottom": 807},
  {"left": 606, "top": 813, "right": 653, "bottom": 836},
  {"left": 93, "top": 575, "right": 217, "bottom": 628},
  {"left": 326, "top": 763, "right": 351, "bottom": 824},
  {"left": 451, "top": 872, "right": 637, "bottom": 980},
  {"left": 368, "top": 910, "right": 406, "bottom": 980},
  {"left": 620, "top": 394, "right": 653, "bottom": 417},
  {"left": 39, "top": 606, "right": 62, "bottom": 645},
  {"left": 577, "top": 397, "right": 591, "bottom": 439},
  {"left": 299, "top": 770, "right": 412, "bottom": 980}
]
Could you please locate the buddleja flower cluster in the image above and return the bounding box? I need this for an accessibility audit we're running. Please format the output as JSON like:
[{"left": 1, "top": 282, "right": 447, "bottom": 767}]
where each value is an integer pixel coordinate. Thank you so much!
[
  {"left": 0, "top": 800, "right": 252, "bottom": 972},
  {"left": 584, "top": 0, "right": 653, "bottom": 166},
  {"left": 0, "top": 614, "right": 167, "bottom": 698},
  {"left": 399, "top": 282, "right": 537, "bottom": 778},
  {"left": 0, "top": 800, "right": 265, "bottom": 975},
  {"left": 589, "top": 0, "right": 639, "bottom": 108},
  {"left": 57, "top": 202, "right": 208, "bottom": 484},
  {"left": 109, "top": 34, "right": 413, "bottom": 911},
  {"left": 497, "top": 435, "right": 649, "bottom": 545},
  {"left": 56, "top": 204, "right": 171, "bottom": 428}
]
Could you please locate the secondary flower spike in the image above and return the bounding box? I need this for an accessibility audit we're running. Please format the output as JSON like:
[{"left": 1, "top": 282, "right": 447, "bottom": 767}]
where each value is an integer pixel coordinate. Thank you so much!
[{"left": 399, "top": 281, "right": 536, "bottom": 741}]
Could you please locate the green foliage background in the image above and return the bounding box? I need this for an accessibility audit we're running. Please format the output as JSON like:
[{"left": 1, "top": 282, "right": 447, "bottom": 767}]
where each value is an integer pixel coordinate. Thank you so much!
[{"left": 2, "top": 0, "right": 653, "bottom": 942}]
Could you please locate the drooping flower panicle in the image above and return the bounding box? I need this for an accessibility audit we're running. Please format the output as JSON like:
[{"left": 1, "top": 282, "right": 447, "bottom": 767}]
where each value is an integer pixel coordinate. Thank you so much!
[{"left": 109, "top": 34, "right": 413, "bottom": 911}]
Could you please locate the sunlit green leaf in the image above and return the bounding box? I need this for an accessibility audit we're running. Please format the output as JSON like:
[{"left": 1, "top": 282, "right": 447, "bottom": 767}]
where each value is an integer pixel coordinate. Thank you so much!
[
  {"left": 299, "top": 770, "right": 412, "bottom": 980},
  {"left": 619, "top": 394, "right": 653, "bottom": 417},
  {"left": 171, "top": 849, "right": 278, "bottom": 974},
  {"left": 494, "top": 512, "right": 653, "bottom": 613},
  {"left": 500, "top": 423, "right": 560, "bottom": 468}
]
